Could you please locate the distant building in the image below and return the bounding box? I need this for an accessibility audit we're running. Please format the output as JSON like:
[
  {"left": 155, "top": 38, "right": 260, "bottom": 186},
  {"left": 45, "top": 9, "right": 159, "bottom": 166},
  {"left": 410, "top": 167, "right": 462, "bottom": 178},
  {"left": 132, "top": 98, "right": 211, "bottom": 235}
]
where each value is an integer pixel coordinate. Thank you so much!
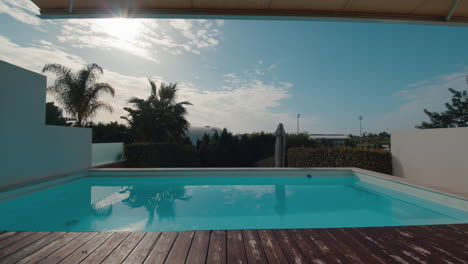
[
  {"left": 187, "top": 126, "right": 222, "bottom": 145},
  {"left": 309, "top": 134, "right": 350, "bottom": 145}
]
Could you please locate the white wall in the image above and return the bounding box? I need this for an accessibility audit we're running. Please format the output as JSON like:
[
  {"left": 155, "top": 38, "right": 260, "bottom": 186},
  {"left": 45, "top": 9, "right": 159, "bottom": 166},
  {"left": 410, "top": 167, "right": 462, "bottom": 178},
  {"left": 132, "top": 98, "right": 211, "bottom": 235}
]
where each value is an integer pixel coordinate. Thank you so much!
[
  {"left": 0, "top": 60, "right": 92, "bottom": 190},
  {"left": 92, "top": 142, "right": 124, "bottom": 166},
  {"left": 391, "top": 128, "right": 468, "bottom": 195}
]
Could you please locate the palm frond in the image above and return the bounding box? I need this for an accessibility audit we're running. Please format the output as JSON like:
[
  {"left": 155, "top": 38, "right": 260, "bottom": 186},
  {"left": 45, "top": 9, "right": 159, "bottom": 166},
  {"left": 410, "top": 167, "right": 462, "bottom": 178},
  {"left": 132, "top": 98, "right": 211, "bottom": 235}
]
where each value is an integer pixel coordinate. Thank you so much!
[
  {"left": 86, "top": 101, "right": 114, "bottom": 118},
  {"left": 89, "top": 82, "right": 115, "bottom": 98},
  {"left": 128, "top": 97, "right": 146, "bottom": 107},
  {"left": 42, "top": 63, "right": 72, "bottom": 76},
  {"left": 78, "top": 63, "right": 103, "bottom": 89},
  {"left": 178, "top": 101, "right": 192, "bottom": 106},
  {"left": 148, "top": 79, "right": 157, "bottom": 97},
  {"left": 158, "top": 83, "right": 177, "bottom": 102}
]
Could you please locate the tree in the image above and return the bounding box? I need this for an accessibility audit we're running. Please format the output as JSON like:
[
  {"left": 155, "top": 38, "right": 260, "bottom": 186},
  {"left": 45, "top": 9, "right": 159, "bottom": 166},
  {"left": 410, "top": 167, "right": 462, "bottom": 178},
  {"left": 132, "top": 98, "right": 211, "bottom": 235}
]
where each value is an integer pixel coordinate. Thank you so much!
[
  {"left": 121, "top": 80, "right": 192, "bottom": 143},
  {"left": 91, "top": 122, "right": 132, "bottom": 143},
  {"left": 45, "top": 102, "right": 67, "bottom": 126},
  {"left": 416, "top": 88, "right": 468, "bottom": 128},
  {"left": 42, "top": 63, "right": 115, "bottom": 127}
]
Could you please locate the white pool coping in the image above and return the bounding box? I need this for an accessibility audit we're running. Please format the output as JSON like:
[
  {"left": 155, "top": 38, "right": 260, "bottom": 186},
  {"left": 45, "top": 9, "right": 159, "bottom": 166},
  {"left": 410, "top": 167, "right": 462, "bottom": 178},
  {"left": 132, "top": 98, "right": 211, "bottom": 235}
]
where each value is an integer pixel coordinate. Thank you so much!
[
  {"left": 351, "top": 168, "right": 467, "bottom": 211},
  {"left": 0, "top": 171, "right": 88, "bottom": 201}
]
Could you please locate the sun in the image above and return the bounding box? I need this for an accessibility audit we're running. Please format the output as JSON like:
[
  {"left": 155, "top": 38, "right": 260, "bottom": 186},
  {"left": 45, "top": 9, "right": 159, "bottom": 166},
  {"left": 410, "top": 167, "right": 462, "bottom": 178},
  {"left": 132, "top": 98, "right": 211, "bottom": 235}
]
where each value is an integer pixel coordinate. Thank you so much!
[{"left": 98, "top": 18, "right": 143, "bottom": 42}]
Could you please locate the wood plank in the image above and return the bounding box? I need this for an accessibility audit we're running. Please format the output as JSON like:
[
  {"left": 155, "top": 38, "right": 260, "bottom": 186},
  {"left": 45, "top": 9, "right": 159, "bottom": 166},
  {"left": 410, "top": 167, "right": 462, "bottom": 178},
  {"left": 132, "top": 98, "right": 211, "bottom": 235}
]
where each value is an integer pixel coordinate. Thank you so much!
[
  {"left": 346, "top": 228, "right": 419, "bottom": 264},
  {"left": 448, "top": 224, "right": 468, "bottom": 233},
  {"left": 36, "top": 232, "right": 98, "bottom": 264},
  {"left": 304, "top": 229, "right": 352, "bottom": 263},
  {"left": 16, "top": 232, "right": 81, "bottom": 264},
  {"left": 186, "top": 230, "right": 210, "bottom": 264},
  {"left": 256, "top": 230, "right": 288, "bottom": 264},
  {"left": 398, "top": 225, "right": 468, "bottom": 264},
  {"left": 325, "top": 228, "right": 385, "bottom": 264},
  {"left": 329, "top": 228, "right": 386, "bottom": 264},
  {"left": 396, "top": 229, "right": 462, "bottom": 264},
  {"left": 164, "top": 230, "right": 195, "bottom": 264},
  {"left": 122, "top": 232, "right": 161, "bottom": 264},
  {"left": 381, "top": 226, "right": 453, "bottom": 263},
  {"left": 0, "top": 232, "right": 17, "bottom": 241},
  {"left": 59, "top": 232, "right": 114, "bottom": 264},
  {"left": 143, "top": 231, "right": 178, "bottom": 264},
  {"left": 394, "top": 226, "right": 468, "bottom": 263},
  {"left": 420, "top": 225, "right": 468, "bottom": 249},
  {"left": 392, "top": 227, "right": 460, "bottom": 264},
  {"left": 101, "top": 232, "right": 146, "bottom": 264},
  {"left": 439, "top": 224, "right": 468, "bottom": 235},
  {"left": 273, "top": 229, "right": 307, "bottom": 264},
  {"left": 80, "top": 232, "right": 130, "bottom": 264},
  {"left": 226, "top": 230, "right": 247, "bottom": 264},
  {"left": 288, "top": 229, "right": 328, "bottom": 263},
  {"left": 0, "top": 232, "right": 63, "bottom": 263},
  {"left": 0, "top": 232, "right": 34, "bottom": 250},
  {"left": 207, "top": 230, "right": 227, "bottom": 264},
  {"left": 345, "top": 228, "right": 410, "bottom": 263},
  {"left": 242, "top": 230, "right": 267, "bottom": 264},
  {"left": 0, "top": 232, "right": 49, "bottom": 260},
  {"left": 0, "top": 225, "right": 465, "bottom": 264},
  {"left": 372, "top": 226, "right": 456, "bottom": 263}
]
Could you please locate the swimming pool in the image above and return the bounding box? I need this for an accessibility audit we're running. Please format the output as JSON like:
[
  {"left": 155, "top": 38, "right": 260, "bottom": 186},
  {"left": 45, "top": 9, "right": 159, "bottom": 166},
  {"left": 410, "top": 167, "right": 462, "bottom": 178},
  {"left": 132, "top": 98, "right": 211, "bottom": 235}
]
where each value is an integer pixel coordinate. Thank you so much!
[{"left": 0, "top": 169, "right": 466, "bottom": 232}]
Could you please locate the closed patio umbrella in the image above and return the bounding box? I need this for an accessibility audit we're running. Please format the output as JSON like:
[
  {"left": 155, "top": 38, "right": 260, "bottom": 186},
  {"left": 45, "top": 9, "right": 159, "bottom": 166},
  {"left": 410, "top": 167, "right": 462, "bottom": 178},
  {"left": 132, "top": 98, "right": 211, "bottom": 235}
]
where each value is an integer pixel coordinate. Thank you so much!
[{"left": 275, "top": 123, "right": 286, "bottom": 167}]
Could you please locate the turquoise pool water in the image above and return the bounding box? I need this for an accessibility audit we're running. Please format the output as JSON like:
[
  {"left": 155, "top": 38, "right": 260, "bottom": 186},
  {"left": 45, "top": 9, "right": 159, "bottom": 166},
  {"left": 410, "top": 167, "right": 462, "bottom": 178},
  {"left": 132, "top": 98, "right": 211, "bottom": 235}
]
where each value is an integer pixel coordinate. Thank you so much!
[{"left": 0, "top": 174, "right": 466, "bottom": 231}]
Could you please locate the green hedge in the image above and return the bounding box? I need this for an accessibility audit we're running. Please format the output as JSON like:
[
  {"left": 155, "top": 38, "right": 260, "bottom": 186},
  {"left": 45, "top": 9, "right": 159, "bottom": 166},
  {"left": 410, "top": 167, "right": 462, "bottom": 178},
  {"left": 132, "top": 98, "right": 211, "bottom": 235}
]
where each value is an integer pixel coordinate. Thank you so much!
[
  {"left": 254, "top": 156, "right": 275, "bottom": 167},
  {"left": 287, "top": 147, "right": 392, "bottom": 174},
  {"left": 125, "top": 143, "right": 200, "bottom": 167}
]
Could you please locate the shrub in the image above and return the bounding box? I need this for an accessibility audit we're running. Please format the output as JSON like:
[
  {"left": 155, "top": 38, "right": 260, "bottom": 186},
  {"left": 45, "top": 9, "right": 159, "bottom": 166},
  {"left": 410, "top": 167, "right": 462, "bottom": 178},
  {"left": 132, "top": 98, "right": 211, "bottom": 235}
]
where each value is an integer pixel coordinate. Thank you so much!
[
  {"left": 196, "top": 130, "right": 319, "bottom": 167},
  {"left": 125, "top": 143, "right": 200, "bottom": 167},
  {"left": 287, "top": 147, "right": 392, "bottom": 174},
  {"left": 197, "top": 130, "right": 276, "bottom": 167},
  {"left": 92, "top": 122, "right": 132, "bottom": 143},
  {"left": 254, "top": 156, "right": 275, "bottom": 167}
]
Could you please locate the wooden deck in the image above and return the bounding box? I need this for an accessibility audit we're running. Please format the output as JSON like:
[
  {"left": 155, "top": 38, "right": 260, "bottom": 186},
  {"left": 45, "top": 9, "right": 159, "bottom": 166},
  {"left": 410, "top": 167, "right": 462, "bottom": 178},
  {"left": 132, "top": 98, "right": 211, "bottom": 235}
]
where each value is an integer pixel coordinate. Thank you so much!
[{"left": 0, "top": 225, "right": 466, "bottom": 264}]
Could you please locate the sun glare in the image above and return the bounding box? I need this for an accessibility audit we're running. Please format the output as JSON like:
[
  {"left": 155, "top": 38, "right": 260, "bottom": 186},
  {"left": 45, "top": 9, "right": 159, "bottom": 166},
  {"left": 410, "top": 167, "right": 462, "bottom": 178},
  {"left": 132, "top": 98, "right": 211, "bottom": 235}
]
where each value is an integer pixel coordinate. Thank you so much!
[{"left": 98, "top": 18, "right": 143, "bottom": 42}]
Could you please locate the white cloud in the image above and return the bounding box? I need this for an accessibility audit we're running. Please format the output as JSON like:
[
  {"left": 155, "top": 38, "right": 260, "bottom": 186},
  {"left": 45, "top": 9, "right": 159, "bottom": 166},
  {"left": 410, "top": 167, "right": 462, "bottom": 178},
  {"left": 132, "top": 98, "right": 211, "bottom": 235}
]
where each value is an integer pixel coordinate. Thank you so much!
[
  {"left": 57, "top": 18, "right": 224, "bottom": 62},
  {"left": 169, "top": 19, "right": 193, "bottom": 31},
  {"left": 57, "top": 19, "right": 160, "bottom": 63},
  {"left": 373, "top": 70, "right": 468, "bottom": 131},
  {"left": 223, "top": 73, "right": 236, "bottom": 79},
  {"left": 0, "top": 36, "right": 86, "bottom": 71},
  {"left": 178, "top": 73, "right": 319, "bottom": 133},
  {"left": 0, "top": 0, "right": 42, "bottom": 26},
  {"left": 243, "top": 60, "right": 280, "bottom": 79},
  {"left": 0, "top": 36, "right": 316, "bottom": 133},
  {"left": 168, "top": 19, "right": 223, "bottom": 50},
  {"left": 0, "top": 1, "right": 223, "bottom": 61}
]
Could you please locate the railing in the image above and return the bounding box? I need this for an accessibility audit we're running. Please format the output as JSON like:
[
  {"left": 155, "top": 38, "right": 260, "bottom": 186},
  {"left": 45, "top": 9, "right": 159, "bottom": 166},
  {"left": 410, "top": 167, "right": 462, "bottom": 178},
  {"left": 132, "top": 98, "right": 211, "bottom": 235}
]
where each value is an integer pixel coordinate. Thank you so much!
[{"left": 92, "top": 142, "right": 124, "bottom": 167}]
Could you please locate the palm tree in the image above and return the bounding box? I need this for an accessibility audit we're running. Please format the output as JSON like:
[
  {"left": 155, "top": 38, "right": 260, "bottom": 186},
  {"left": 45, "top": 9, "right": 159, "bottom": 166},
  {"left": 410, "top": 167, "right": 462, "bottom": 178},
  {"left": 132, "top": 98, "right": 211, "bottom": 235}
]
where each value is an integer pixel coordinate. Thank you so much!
[
  {"left": 42, "top": 63, "right": 115, "bottom": 127},
  {"left": 121, "top": 80, "right": 191, "bottom": 143}
]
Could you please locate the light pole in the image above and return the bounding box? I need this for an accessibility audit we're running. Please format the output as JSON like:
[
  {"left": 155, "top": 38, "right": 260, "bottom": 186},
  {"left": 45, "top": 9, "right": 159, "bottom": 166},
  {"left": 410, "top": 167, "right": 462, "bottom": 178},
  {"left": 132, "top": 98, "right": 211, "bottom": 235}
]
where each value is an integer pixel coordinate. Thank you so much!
[
  {"left": 297, "top": 113, "right": 301, "bottom": 134},
  {"left": 359, "top": 115, "right": 363, "bottom": 144}
]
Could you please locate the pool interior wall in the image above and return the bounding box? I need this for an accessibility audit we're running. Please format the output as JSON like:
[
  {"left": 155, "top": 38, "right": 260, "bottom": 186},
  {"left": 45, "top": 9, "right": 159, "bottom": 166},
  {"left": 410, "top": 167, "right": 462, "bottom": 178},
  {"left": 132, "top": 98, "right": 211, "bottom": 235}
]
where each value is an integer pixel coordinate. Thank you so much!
[{"left": 0, "top": 169, "right": 466, "bottom": 232}]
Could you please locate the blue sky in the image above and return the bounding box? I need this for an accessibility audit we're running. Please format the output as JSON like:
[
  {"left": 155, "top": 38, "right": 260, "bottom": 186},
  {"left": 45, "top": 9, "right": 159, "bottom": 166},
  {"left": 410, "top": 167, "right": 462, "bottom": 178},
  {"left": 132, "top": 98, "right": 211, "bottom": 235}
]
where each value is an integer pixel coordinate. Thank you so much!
[{"left": 1, "top": 0, "right": 468, "bottom": 134}]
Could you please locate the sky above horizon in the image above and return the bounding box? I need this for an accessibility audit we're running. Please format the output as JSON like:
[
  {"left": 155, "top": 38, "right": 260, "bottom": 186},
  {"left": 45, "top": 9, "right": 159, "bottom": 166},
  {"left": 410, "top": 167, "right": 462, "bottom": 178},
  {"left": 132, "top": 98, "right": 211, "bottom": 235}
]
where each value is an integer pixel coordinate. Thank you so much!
[{"left": 1, "top": 0, "right": 468, "bottom": 135}]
